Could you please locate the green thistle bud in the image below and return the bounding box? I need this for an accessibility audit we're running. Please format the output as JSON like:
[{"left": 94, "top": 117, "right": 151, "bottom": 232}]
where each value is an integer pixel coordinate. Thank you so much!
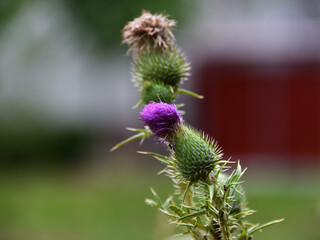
[
  {"left": 173, "top": 125, "right": 222, "bottom": 182},
  {"left": 140, "top": 81, "right": 175, "bottom": 104},
  {"left": 133, "top": 48, "right": 190, "bottom": 88}
]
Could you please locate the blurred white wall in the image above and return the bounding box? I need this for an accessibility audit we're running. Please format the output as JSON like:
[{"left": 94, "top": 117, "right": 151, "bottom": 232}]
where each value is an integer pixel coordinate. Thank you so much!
[
  {"left": 182, "top": 0, "right": 320, "bottom": 63},
  {"left": 0, "top": 0, "right": 138, "bottom": 132},
  {"left": 1, "top": 0, "right": 320, "bottom": 133}
]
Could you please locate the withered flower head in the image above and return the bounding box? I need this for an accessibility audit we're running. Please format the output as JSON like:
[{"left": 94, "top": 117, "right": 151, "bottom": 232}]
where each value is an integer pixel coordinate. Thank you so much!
[{"left": 122, "top": 11, "right": 176, "bottom": 58}]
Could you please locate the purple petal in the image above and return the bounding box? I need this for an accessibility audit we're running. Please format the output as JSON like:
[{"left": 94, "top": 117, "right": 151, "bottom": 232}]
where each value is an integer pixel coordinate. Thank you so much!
[{"left": 140, "top": 102, "right": 182, "bottom": 139}]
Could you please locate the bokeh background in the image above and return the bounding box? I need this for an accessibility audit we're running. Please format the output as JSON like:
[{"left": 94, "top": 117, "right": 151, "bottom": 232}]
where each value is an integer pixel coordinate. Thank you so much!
[{"left": 0, "top": 0, "right": 320, "bottom": 239}]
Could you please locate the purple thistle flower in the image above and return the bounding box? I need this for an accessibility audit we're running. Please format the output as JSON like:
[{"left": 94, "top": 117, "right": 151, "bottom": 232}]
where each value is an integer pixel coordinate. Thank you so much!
[{"left": 140, "top": 102, "right": 182, "bottom": 139}]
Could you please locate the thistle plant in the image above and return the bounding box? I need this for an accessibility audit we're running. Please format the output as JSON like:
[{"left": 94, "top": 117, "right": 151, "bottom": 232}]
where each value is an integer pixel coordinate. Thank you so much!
[{"left": 112, "top": 11, "right": 283, "bottom": 239}]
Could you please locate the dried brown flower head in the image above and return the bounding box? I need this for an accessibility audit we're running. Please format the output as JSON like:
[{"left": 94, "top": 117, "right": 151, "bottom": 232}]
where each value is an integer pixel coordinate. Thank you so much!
[{"left": 122, "top": 11, "right": 176, "bottom": 58}]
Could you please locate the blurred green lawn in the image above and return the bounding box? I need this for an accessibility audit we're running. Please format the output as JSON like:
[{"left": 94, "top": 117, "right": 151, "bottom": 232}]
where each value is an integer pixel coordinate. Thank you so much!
[{"left": 0, "top": 168, "right": 319, "bottom": 240}]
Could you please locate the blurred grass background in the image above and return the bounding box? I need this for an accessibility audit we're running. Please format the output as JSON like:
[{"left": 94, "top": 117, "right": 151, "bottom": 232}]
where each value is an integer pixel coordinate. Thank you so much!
[
  {"left": 0, "top": 165, "right": 319, "bottom": 240},
  {"left": 1, "top": 0, "right": 320, "bottom": 239}
]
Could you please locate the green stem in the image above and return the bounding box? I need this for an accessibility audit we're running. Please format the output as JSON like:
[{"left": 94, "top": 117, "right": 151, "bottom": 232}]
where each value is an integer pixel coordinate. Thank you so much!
[
  {"left": 219, "top": 211, "right": 231, "bottom": 240},
  {"left": 205, "top": 178, "right": 232, "bottom": 240},
  {"left": 192, "top": 228, "right": 210, "bottom": 240}
]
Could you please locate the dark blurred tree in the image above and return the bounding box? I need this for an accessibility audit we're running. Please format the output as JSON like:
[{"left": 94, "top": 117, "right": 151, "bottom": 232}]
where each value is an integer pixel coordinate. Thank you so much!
[
  {"left": 64, "top": 0, "right": 193, "bottom": 53},
  {"left": 1, "top": 0, "right": 194, "bottom": 52},
  {"left": 0, "top": 0, "right": 194, "bottom": 167},
  {"left": 0, "top": 112, "right": 91, "bottom": 169},
  {"left": 0, "top": 0, "right": 30, "bottom": 34}
]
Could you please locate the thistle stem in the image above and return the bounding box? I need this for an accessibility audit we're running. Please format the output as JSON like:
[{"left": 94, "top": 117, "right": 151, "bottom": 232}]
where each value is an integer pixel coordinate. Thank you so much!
[
  {"left": 192, "top": 228, "right": 206, "bottom": 240},
  {"left": 205, "top": 177, "right": 232, "bottom": 240},
  {"left": 219, "top": 212, "right": 231, "bottom": 240}
]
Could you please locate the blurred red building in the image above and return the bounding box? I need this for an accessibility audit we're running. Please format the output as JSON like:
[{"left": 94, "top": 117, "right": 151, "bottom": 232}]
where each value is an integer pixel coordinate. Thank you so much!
[
  {"left": 198, "top": 61, "right": 320, "bottom": 164},
  {"left": 190, "top": 16, "right": 320, "bottom": 166}
]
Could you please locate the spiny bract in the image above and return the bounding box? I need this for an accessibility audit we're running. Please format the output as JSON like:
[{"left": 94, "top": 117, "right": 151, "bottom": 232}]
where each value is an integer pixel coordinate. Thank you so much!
[
  {"left": 133, "top": 48, "right": 190, "bottom": 88},
  {"left": 173, "top": 125, "right": 222, "bottom": 182}
]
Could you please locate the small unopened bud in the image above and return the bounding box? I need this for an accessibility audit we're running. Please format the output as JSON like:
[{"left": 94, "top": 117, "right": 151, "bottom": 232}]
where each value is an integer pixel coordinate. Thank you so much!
[{"left": 141, "top": 82, "right": 175, "bottom": 104}]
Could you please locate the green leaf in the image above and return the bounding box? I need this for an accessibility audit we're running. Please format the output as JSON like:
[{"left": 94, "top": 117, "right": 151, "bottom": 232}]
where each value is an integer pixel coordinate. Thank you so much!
[
  {"left": 145, "top": 198, "right": 158, "bottom": 207},
  {"left": 132, "top": 99, "right": 143, "bottom": 109},
  {"left": 137, "top": 151, "right": 171, "bottom": 165},
  {"left": 247, "top": 219, "right": 284, "bottom": 235},
  {"left": 172, "top": 231, "right": 191, "bottom": 238},
  {"left": 162, "top": 196, "right": 173, "bottom": 210},
  {"left": 182, "top": 182, "right": 192, "bottom": 203},
  {"left": 178, "top": 209, "right": 207, "bottom": 221},
  {"left": 208, "top": 184, "right": 214, "bottom": 202},
  {"left": 226, "top": 161, "right": 246, "bottom": 185},
  {"left": 169, "top": 205, "right": 184, "bottom": 217},
  {"left": 238, "top": 227, "right": 248, "bottom": 240},
  {"left": 181, "top": 205, "right": 202, "bottom": 211},
  {"left": 177, "top": 88, "right": 203, "bottom": 99},
  {"left": 208, "top": 206, "right": 219, "bottom": 218},
  {"left": 150, "top": 188, "right": 162, "bottom": 206},
  {"left": 126, "top": 127, "right": 151, "bottom": 133},
  {"left": 110, "top": 127, "right": 152, "bottom": 151},
  {"left": 110, "top": 132, "right": 145, "bottom": 151},
  {"left": 159, "top": 209, "right": 179, "bottom": 219},
  {"left": 175, "top": 222, "right": 195, "bottom": 228},
  {"left": 232, "top": 209, "right": 256, "bottom": 219}
]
